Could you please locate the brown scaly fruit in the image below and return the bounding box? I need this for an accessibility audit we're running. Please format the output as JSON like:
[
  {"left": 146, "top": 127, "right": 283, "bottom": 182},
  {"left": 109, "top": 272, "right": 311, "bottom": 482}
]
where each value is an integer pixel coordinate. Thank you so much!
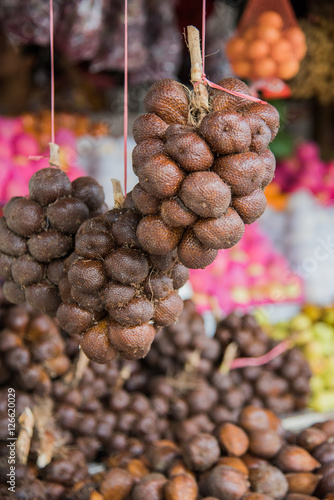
[{"left": 132, "top": 76, "right": 279, "bottom": 269}]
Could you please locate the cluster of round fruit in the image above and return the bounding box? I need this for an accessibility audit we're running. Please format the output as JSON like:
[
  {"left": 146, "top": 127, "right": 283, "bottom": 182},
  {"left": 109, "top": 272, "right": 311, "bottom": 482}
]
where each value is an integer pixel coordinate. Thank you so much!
[
  {"left": 2, "top": 405, "right": 334, "bottom": 499},
  {"left": 131, "top": 77, "right": 279, "bottom": 269},
  {"left": 144, "top": 301, "right": 311, "bottom": 420},
  {"left": 0, "top": 168, "right": 106, "bottom": 317},
  {"left": 226, "top": 10, "right": 307, "bottom": 81},
  {"left": 0, "top": 294, "right": 313, "bottom": 477}
]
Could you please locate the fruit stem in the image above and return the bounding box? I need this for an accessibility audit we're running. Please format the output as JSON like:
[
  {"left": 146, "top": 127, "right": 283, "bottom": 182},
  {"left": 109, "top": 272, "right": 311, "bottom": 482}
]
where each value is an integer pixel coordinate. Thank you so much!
[
  {"left": 49, "top": 142, "right": 61, "bottom": 168},
  {"left": 111, "top": 178, "right": 125, "bottom": 208},
  {"left": 16, "top": 407, "right": 34, "bottom": 464},
  {"left": 186, "top": 25, "right": 209, "bottom": 126}
]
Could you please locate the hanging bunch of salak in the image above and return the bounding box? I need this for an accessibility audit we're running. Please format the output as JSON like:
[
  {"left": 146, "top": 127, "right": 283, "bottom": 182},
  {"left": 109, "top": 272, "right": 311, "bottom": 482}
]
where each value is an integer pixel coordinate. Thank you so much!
[{"left": 0, "top": 28, "right": 279, "bottom": 363}]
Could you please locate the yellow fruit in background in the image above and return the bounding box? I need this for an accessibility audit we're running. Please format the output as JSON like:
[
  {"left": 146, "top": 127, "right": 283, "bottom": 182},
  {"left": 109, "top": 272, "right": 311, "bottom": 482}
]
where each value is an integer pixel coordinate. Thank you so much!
[
  {"left": 277, "top": 58, "right": 300, "bottom": 80},
  {"left": 310, "top": 391, "right": 334, "bottom": 412},
  {"left": 303, "top": 304, "right": 323, "bottom": 322},
  {"left": 257, "top": 11, "right": 284, "bottom": 30},
  {"left": 252, "top": 57, "right": 277, "bottom": 78},
  {"left": 290, "top": 313, "right": 313, "bottom": 331},
  {"left": 226, "top": 37, "right": 247, "bottom": 61},
  {"left": 246, "top": 39, "right": 270, "bottom": 60},
  {"left": 312, "top": 322, "right": 334, "bottom": 343}
]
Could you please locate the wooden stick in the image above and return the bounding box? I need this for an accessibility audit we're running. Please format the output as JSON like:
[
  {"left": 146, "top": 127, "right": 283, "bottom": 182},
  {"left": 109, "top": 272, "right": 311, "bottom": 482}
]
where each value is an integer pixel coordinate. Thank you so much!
[
  {"left": 187, "top": 26, "right": 203, "bottom": 85},
  {"left": 49, "top": 142, "right": 61, "bottom": 168},
  {"left": 17, "top": 407, "right": 34, "bottom": 464},
  {"left": 186, "top": 25, "right": 209, "bottom": 126}
]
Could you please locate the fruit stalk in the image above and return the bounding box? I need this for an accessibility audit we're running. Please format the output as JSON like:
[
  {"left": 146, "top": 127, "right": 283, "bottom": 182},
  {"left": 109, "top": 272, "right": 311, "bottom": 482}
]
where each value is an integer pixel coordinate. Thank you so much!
[{"left": 186, "top": 25, "right": 209, "bottom": 126}]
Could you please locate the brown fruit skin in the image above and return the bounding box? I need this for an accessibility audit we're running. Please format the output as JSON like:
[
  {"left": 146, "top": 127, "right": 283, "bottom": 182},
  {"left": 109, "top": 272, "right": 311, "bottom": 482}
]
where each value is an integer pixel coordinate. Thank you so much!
[
  {"left": 248, "top": 429, "right": 283, "bottom": 459},
  {"left": 246, "top": 115, "right": 272, "bottom": 155},
  {"left": 108, "top": 321, "right": 156, "bottom": 360},
  {"left": 132, "top": 473, "right": 168, "bottom": 500},
  {"left": 193, "top": 208, "right": 245, "bottom": 250},
  {"left": 285, "top": 495, "right": 320, "bottom": 500},
  {"left": 160, "top": 198, "right": 197, "bottom": 228},
  {"left": 108, "top": 297, "right": 154, "bottom": 326},
  {"left": 216, "top": 422, "right": 249, "bottom": 457},
  {"left": 144, "top": 79, "right": 189, "bottom": 125},
  {"left": 153, "top": 291, "right": 184, "bottom": 327},
  {"left": 213, "top": 152, "right": 266, "bottom": 197},
  {"left": 249, "top": 465, "right": 288, "bottom": 500},
  {"left": 132, "top": 139, "right": 165, "bottom": 174},
  {"left": 104, "top": 248, "right": 149, "bottom": 285},
  {"left": 136, "top": 215, "right": 184, "bottom": 255},
  {"left": 2, "top": 281, "right": 26, "bottom": 304},
  {"left": 132, "top": 183, "right": 160, "bottom": 215},
  {"left": 138, "top": 154, "right": 185, "bottom": 200},
  {"left": 274, "top": 446, "right": 321, "bottom": 473},
  {"left": 260, "top": 148, "right": 276, "bottom": 188},
  {"left": 28, "top": 167, "right": 72, "bottom": 206},
  {"left": 25, "top": 282, "right": 61, "bottom": 315},
  {"left": 75, "top": 230, "right": 114, "bottom": 259},
  {"left": 80, "top": 319, "right": 117, "bottom": 364},
  {"left": 178, "top": 229, "right": 218, "bottom": 269},
  {"left": 100, "top": 282, "right": 136, "bottom": 309},
  {"left": 204, "top": 464, "right": 250, "bottom": 500},
  {"left": 182, "top": 433, "right": 220, "bottom": 471},
  {"left": 68, "top": 259, "right": 106, "bottom": 293},
  {"left": 0, "top": 252, "right": 14, "bottom": 279},
  {"left": 211, "top": 78, "right": 252, "bottom": 112},
  {"left": 232, "top": 189, "right": 267, "bottom": 224},
  {"left": 164, "top": 131, "right": 214, "bottom": 172},
  {"left": 242, "top": 494, "right": 273, "bottom": 500},
  {"left": 286, "top": 472, "right": 322, "bottom": 495},
  {"left": 238, "top": 406, "right": 282, "bottom": 434},
  {"left": 0, "top": 217, "right": 28, "bottom": 257},
  {"left": 56, "top": 303, "right": 95, "bottom": 336},
  {"left": 132, "top": 113, "right": 168, "bottom": 143},
  {"left": 100, "top": 467, "right": 134, "bottom": 500},
  {"left": 164, "top": 473, "right": 198, "bottom": 500},
  {"left": 144, "top": 274, "right": 174, "bottom": 300},
  {"left": 199, "top": 110, "right": 252, "bottom": 155},
  {"left": 244, "top": 102, "right": 280, "bottom": 140},
  {"left": 71, "top": 176, "right": 105, "bottom": 212},
  {"left": 217, "top": 457, "right": 249, "bottom": 477},
  {"left": 111, "top": 209, "right": 141, "bottom": 247},
  {"left": 179, "top": 171, "right": 231, "bottom": 218},
  {"left": 11, "top": 254, "right": 44, "bottom": 286},
  {"left": 170, "top": 263, "right": 189, "bottom": 290},
  {"left": 46, "top": 197, "right": 89, "bottom": 234},
  {"left": 4, "top": 197, "right": 45, "bottom": 237},
  {"left": 28, "top": 229, "right": 73, "bottom": 262},
  {"left": 296, "top": 428, "right": 327, "bottom": 452}
]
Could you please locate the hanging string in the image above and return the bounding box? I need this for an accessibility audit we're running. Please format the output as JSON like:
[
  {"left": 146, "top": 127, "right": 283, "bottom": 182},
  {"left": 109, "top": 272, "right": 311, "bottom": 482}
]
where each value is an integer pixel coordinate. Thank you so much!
[
  {"left": 201, "top": 0, "right": 206, "bottom": 73},
  {"left": 50, "top": 0, "right": 55, "bottom": 145},
  {"left": 230, "top": 339, "right": 291, "bottom": 370},
  {"left": 123, "top": 0, "right": 128, "bottom": 197},
  {"left": 198, "top": 0, "right": 268, "bottom": 105}
]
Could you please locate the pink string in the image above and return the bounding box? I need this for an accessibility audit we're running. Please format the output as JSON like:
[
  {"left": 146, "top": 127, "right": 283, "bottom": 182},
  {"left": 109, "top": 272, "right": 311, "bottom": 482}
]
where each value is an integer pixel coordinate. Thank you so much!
[
  {"left": 50, "top": 0, "right": 55, "bottom": 144},
  {"left": 229, "top": 339, "right": 291, "bottom": 370},
  {"left": 123, "top": 0, "right": 128, "bottom": 197},
  {"left": 199, "top": 0, "right": 267, "bottom": 105},
  {"left": 202, "top": 0, "right": 206, "bottom": 73}
]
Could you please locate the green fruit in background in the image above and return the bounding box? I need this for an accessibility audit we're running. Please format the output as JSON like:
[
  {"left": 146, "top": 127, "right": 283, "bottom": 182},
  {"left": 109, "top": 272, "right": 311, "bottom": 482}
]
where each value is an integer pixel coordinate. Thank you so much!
[{"left": 268, "top": 304, "right": 334, "bottom": 413}]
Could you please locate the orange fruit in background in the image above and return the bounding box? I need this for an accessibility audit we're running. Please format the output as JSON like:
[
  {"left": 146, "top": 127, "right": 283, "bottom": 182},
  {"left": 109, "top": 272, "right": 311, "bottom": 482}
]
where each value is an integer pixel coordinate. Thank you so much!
[
  {"left": 277, "top": 58, "right": 300, "bottom": 79},
  {"left": 246, "top": 39, "right": 270, "bottom": 60},
  {"left": 231, "top": 60, "right": 251, "bottom": 78},
  {"left": 271, "top": 38, "right": 293, "bottom": 63},
  {"left": 252, "top": 56, "right": 277, "bottom": 78},
  {"left": 226, "top": 37, "right": 246, "bottom": 61},
  {"left": 284, "top": 26, "right": 306, "bottom": 47},
  {"left": 243, "top": 26, "right": 257, "bottom": 41},
  {"left": 257, "top": 11, "right": 284, "bottom": 30},
  {"left": 256, "top": 25, "right": 281, "bottom": 45}
]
